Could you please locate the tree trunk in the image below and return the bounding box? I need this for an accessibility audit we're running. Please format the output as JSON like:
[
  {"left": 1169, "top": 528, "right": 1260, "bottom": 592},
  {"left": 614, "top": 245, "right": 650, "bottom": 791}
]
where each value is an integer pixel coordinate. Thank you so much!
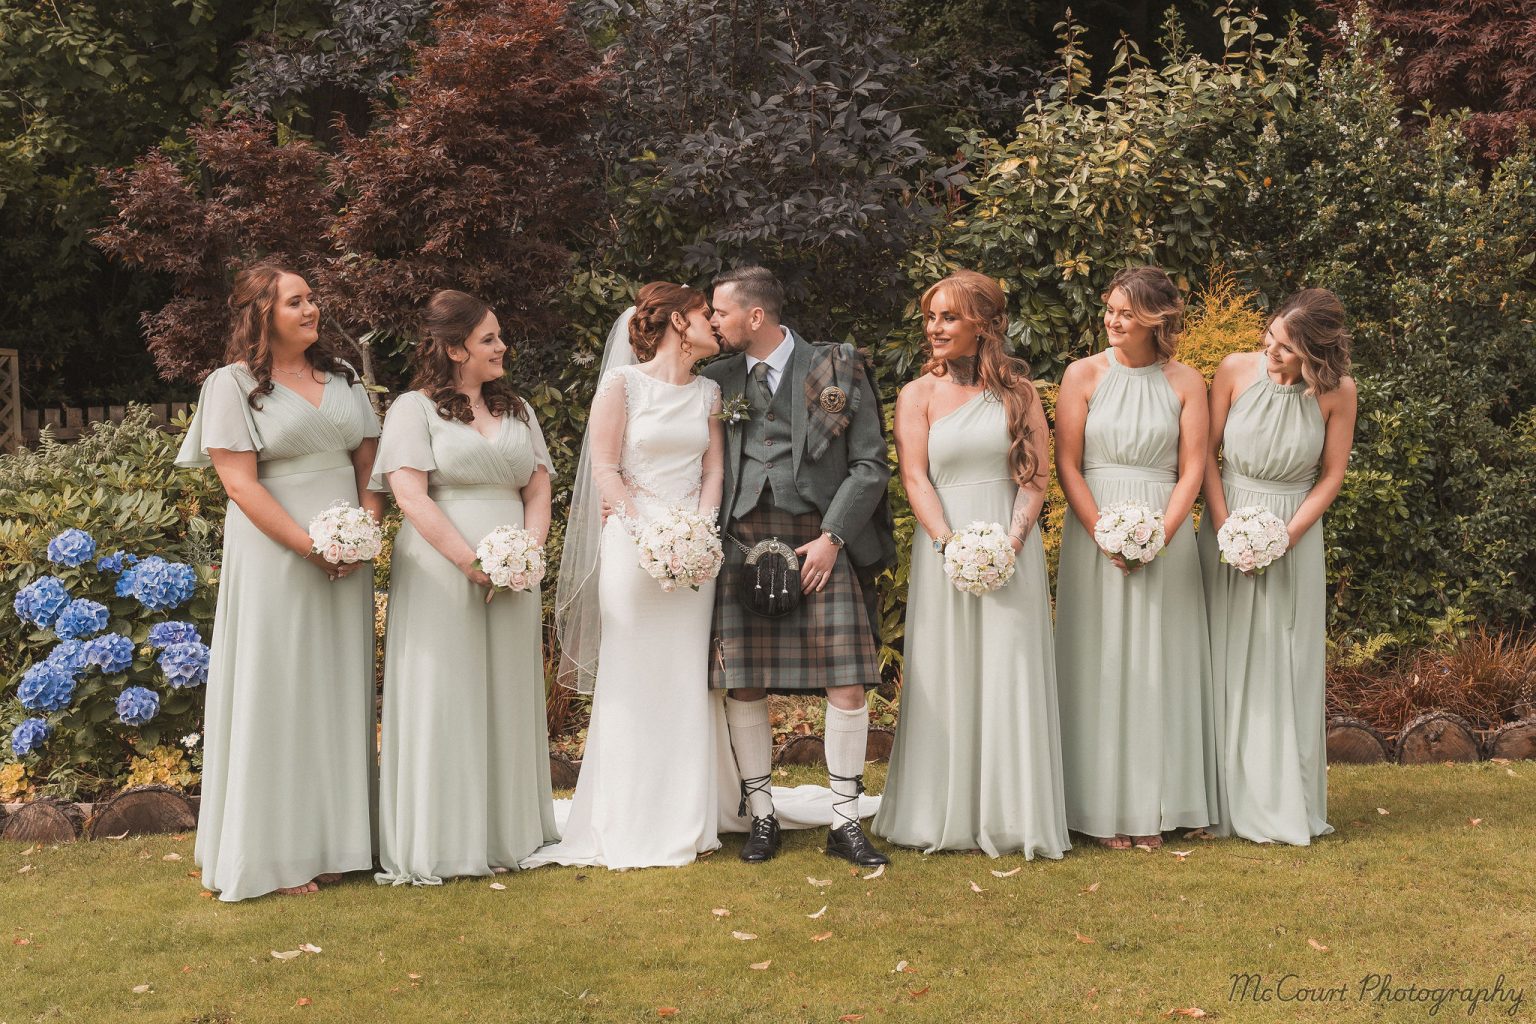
[
  {"left": 1487, "top": 717, "right": 1536, "bottom": 762},
  {"left": 1396, "top": 710, "right": 1482, "bottom": 764},
  {"left": 86, "top": 785, "right": 196, "bottom": 839},
  {"left": 1326, "top": 716, "right": 1392, "bottom": 764},
  {"left": 1, "top": 799, "right": 82, "bottom": 844}
]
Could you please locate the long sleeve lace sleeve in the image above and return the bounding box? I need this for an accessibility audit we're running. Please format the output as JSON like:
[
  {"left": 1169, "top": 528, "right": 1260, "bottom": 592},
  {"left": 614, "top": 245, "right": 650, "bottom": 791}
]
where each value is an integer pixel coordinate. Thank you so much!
[
  {"left": 698, "top": 380, "right": 725, "bottom": 516},
  {"left": 589, "top": 370, "right": 634, "bottom": 518}
]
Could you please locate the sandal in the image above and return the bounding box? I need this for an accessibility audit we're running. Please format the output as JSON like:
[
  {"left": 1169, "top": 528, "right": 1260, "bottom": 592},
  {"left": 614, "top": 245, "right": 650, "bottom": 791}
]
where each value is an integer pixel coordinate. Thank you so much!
[
  {"left": 1132, "top": 835, "right": 1164, "bottom": 851},
  {"left": 1095, "top": 834, "right": 1133, "bottom": 850}
]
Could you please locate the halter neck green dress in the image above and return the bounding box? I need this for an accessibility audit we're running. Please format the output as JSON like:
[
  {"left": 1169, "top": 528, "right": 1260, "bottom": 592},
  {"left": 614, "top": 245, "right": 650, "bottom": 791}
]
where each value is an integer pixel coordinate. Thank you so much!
[
  {"left": 1198, "top": 359, "right": 1332, "bottom": 845},
  {"left": 370, "top": 391, "right": 560, "bottom": 884},
  {"left": 177, "top": 364, "right": 380, "bottom": 901},
  {"left": 1056, "top": 350, "right": 1219, "bottom": 839},
  {"left": 872, "top": 392, "right": 1070, "bottom": 858}
]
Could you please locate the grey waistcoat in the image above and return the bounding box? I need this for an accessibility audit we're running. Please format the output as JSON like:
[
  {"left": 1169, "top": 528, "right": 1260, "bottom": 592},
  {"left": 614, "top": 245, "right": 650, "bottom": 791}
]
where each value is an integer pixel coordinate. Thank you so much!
[{"left": 730, "top": 375, "right": 815, "bottom": 520}]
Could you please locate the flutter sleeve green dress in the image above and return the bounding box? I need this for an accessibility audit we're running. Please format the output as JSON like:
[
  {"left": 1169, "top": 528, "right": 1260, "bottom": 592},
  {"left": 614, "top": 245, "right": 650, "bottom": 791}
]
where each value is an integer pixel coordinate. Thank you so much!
[
  {"left": 1198, "top": 361, "right": 1332, "bottom": 845},
  {"left": 1056, "top": 350, "right": 1219, "bottom": 839},
  {"left": 872, "top": 392, "right": 1070, "bottom": 858},
  {"left": 370, "top": 391, "right": 558, "bottom": 885},
  {"left": 176, "top": 364, "right": 380, "bottom": 902}
]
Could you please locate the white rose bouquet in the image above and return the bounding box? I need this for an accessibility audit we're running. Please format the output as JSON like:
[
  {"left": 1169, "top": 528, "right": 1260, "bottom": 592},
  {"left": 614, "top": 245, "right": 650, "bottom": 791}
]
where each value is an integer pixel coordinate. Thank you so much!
[
  {"left": 1216, "top": 505, "right": 1289, "bottom": 575},
  {"left": 942, "top": 521, "right": 1017, "bottom": 595},
  {"left": 308, "top": 502, "right": 383, "bottom": 564},
  {"left": 475, "top": 525, "right": 546, "bottom": 592},
  {"left": 628, "top": 508, "right": 724, "bottom": 592},
  {"left": 1093, "top": 501, "right": 1166, "bottom": 567}
]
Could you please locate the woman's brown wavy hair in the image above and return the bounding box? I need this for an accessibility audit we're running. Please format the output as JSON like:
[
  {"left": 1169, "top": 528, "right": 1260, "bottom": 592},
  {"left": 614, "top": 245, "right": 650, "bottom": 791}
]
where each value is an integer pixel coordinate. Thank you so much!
[
  {"left": 1102, "top": 266, "right": 1185, "bottom": 362},
  {"left": 223, "top": 261, "right": 356, "bottom": 409},
  {"left": 408, "top": 289, "right": 528, "bottom": 423},
  {"left": 920, "top": 270, "right": 1042, "bottom": 489},
  {"left": 1270, "top": 288, "right": 1352, "bottom": 395},
  {"left": 629, "top": 282, "right": 708, "bottom": 362}
]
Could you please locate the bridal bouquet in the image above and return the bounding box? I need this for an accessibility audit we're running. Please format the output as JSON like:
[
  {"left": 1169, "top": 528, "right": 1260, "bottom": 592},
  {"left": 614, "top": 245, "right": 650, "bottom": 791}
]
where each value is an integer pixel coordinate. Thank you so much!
[
  {"left": 307, "top": 502, "right": 383, "bottom": 564},
  {"left": 942, "top": 522, "right": 1017, "bottom": 595},
  {"left": 474, "top": 526, "right": 545, "bottom": 592},
  {"left": 1093, "top": 501, "right": 1166, "bottom": 566},
  {"left": 629, "top": 508, "right": 724, "bottom": 592},
  {"left": 1217, "top": 506, "right": 1289, "bottom": 574}
]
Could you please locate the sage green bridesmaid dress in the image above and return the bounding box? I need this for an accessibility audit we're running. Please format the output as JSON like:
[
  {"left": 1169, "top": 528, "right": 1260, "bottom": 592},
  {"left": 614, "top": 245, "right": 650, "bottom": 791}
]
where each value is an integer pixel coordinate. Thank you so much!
[
  {"left": 872, "top": 393, "right": 1070, "bottom": 859},
  {"left": 1198, "top": 360, "right": 1332, "bottom": 845},
  {"left": 370, "top": 391, "right": 560, "bottom": 884},
  {"left": 1056, "top": 350, "right": 1219, "bottom": 839},
  {"left": 177, "top": 364, "right": 380, "bottom": 902}
]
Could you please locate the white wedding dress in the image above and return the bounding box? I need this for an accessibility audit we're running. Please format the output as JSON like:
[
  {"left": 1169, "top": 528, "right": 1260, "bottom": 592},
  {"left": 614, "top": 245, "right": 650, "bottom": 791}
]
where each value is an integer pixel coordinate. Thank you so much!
[{"left": 522, "top": 363, "right": 877, "bottom": 871}]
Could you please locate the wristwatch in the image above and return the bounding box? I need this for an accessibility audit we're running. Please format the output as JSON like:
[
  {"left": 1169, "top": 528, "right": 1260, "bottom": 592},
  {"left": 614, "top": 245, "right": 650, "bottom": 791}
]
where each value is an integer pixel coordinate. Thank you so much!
[{"left": 823, "top": 531, "right": 846, "bottom": 548}]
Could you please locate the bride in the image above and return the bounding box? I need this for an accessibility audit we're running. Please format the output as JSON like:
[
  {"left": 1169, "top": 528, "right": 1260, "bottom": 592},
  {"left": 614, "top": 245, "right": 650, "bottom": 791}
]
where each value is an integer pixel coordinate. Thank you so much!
[{"left": 522, "top": 283, "right": 742, "bottom": 868}]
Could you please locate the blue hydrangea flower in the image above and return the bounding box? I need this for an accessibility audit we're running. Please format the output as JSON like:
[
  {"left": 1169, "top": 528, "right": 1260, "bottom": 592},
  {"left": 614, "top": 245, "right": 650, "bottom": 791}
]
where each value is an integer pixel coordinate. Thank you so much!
[
  {"left": 17, "top": 660, "right": 76, "bottom": 712},
  {"left": 158, "top": 641, "right": 210, "bottom": 689},
  {"left": 116, "top": 686, "right": 160, "bottom": 727},
  {"left": 10, "top": 718, "right": 50, "bottom": 758},
  {"left": 126, "top": 556, "right": 198, "bottom": 611},
  {"left": 13, "top": 576, "right": 70, "bottom": 629},
  {"left": 147, "top": 620, "right": 202, "bottom": 649},
  {"left": 83, "top": 632, "right": 136, "bottom": 674},
  {"left": 95, "top": 551, "right": 133, "bottom": 574},
  {"left": 46, "top": 528, "right": 97, "bottom": 568},
  {"left": 53, "top": 598, "right": 109, "bottom": 640},
  {"left": 44, "top": 639, "right": 90, "bottom": 676},
  {"left": 114, "top": 561, "right": 140, "bottom": 597}
]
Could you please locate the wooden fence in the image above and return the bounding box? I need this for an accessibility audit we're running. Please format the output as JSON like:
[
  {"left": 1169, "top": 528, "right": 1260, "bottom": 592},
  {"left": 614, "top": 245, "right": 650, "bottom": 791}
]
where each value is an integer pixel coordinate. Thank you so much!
[
  {"left": 0, "top": 350, "right": 20, "bottom": 453},
  {"left": 18, "top": 402, "right": 193, "bottom": 447}
]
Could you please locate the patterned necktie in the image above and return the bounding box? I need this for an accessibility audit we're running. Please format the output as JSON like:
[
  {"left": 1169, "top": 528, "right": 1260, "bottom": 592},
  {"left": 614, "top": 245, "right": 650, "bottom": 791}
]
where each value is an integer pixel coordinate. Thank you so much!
[{"left": 748, "top": 360, "right": 773, "bottom": 413}]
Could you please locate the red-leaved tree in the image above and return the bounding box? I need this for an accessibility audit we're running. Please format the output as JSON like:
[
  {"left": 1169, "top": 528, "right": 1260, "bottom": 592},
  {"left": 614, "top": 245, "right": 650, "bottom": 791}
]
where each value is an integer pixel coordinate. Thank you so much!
[
  {"left": 97, "top": 0, "right": 608, "bottom": 385},
  {"left": 1323, "top": 0, "right": 1536, "bottom": 161}
]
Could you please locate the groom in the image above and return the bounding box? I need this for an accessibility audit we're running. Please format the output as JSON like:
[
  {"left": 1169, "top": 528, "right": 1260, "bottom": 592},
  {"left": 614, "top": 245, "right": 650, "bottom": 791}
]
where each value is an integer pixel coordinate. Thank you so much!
[{"left": 704, "top": 265, "right": 895, "bottom": 867}]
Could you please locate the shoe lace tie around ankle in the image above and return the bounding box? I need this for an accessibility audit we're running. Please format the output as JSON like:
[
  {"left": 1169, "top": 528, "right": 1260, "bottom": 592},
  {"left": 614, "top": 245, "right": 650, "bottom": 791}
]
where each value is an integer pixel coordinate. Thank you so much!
[
  {"left": 827, "top": 770, "right": 865, "bottom": 828},
  {"left": 738, "top": 773, "right": 773, "bottom": 818}
]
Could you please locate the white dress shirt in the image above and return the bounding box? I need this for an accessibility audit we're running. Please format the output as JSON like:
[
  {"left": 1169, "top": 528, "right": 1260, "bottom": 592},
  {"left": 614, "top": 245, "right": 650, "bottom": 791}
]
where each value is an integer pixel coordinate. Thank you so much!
[{"left": 744, "top": 329, "right": 795, "bottom": 395}]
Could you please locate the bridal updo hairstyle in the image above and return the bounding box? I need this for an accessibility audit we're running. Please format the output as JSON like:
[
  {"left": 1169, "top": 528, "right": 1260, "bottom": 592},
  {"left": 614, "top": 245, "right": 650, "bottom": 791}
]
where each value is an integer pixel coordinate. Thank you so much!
[
  {"left": 1102, "top": 266, "right": 1185, "bottom": 362},
  {"left": 1270, "top": 288, "right": 1352, "bottom": 395},
  {"left": 224, "top": 260, "right": 356, "bottom": 410},
  {"left": 919, "top": 270, "right": 1041, "bottom": 488},
  {"left": 409, "top": 288, "right": 528, "bottom": 424},
  {"left": 628, "top": 282, "right": 708, "bottom": 362}
]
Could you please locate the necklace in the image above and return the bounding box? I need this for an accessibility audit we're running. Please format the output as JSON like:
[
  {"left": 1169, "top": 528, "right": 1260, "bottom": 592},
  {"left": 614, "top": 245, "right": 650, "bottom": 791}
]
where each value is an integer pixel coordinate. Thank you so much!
[{"left": 274, "top": 363, "right": 311, "bottom": 378}]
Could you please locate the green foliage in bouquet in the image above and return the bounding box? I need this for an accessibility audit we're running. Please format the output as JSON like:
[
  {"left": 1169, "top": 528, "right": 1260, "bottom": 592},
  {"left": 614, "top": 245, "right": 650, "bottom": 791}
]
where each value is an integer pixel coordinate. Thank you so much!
[
  {"left": 0, "top": 408, "right": 224, "bottom": 794},
  {"left": 1228, "top": 11, "right": 1536, "bottom": 646}
]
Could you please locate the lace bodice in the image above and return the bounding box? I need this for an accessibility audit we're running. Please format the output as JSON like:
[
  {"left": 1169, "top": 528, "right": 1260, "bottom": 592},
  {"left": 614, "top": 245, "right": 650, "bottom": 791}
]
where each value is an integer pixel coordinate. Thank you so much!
[{"left": 595, "top": 364, "right": 720, "bottom": 515}]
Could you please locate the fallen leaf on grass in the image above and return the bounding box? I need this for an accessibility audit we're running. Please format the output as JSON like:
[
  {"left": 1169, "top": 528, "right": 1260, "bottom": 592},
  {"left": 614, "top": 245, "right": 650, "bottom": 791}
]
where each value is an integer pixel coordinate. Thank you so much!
[
  {"left": 13, "top": 938, "right": 31, "bottom": 946},
  {"left": 1074, "top": 933, "right": 1097, "bottom": 944},
  {"left": 712, "top": 908, "right": 730, "bottom": 917},
  {"left": 272, "top": 950, "right": 302, "bottom": 961},
  {"left": 296, "top": 997, "right": 312, "bottom": 1007},
  {"left": 1376, "top": 807, "right": 1390, "bottom": 816},
  {"left": 749, "top": 960, "right": 772, "bottom": 970},
  {"left": 1307, "top": 939, "right": 1329, "bottom": 952},
  {"left": 198, "top": 890, "right": 213, "bottom": 899},
  {"left": 968, "top": 880, "right": 985, "bottom": 894},
  {"left": 990, "top": 867, "right": 1021, "bottom": 878},
  {"left": 807, "top": 906, "right": 827, "bottom": 919},
  {"left": 807, "top": 876, "right": 832, "bottom": 887},
  {"left": 17, "top": 864, "right": 33, "bottom": 875},
  {"left": 811, "top": 932, "right": 833, "bottom": 942},
  {"left": 1183, "top": 828, "right": 1216, "bottom": 841},
  {"left": 1164, "top": 1008, "right": 1208, "bottom": 1018},
  {"left": 731, "top": 931, "right": 758, "bottom": 941},
  {"left": 131, "top": 984, "right": 151, "bottom": 994},
  {"left": 1080, "top": 881, "right": 1100, "bottom": 894},
  {"left": 862, "top": 864, "right": 885, "bottom": 880},
  {"left": 408, "top": 973, "right": 422, "bottom": 981},
  {"left": 1508, "top": 768, "right": 1520, "bottom": 777},
  {"left": 19, "top": 845, "right": 36, "bottom": 856},
  {"left": 489, "top": 882, "right": 506, "bottom": 891},
  {"left": 656, "top": 1008, "right": 679, "bottom": 1018},
  {"left": 838, "top": 1016, "right": 864, "bottom": 1022},
  {"left": 162, "top": 853, "right": 182, "bottom": 862},
  {"left": 1169, "top": 850, "right": 1193, "bottom": 860},
  {"left": 1469, "top": 818, "right": 1483, "bottom": 827},
  {"left": 299, "top": 943, "right": 322, "bottom": 954},
  {"left": 910, "top": 986, "right": 930, "bottom": 998}
]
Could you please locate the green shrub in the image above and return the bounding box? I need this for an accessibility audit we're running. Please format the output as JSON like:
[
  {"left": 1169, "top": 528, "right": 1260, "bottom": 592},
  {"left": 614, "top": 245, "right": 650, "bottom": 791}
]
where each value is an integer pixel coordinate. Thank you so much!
[{"left": 0, "top": 408, "right": 224, "bottom": 798}]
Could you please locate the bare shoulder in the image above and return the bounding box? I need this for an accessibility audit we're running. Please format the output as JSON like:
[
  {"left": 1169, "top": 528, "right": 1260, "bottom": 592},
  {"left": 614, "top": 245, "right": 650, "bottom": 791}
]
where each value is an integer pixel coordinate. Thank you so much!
[
  {"left": 1163, "top": 358, "right": 1209, "bottom": 395},
  {"left": 1059, "top": 352, "right": 1106, "bottom": 394},
  {"left": 1320, "top": 374, "right": 1358, "bottom": 411},
  {"left": 895, "top": 374, "right": 935, "bottom": 414},
  {"left": 1215, "top": 350, "right": 1260, "bottom": 383}
]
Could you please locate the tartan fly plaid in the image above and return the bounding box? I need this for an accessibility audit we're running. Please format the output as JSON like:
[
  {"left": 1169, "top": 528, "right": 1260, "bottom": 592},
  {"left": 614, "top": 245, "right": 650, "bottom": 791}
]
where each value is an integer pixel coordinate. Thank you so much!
[{"left": 710, "top": 505, "right": 880, "bottom": 693}]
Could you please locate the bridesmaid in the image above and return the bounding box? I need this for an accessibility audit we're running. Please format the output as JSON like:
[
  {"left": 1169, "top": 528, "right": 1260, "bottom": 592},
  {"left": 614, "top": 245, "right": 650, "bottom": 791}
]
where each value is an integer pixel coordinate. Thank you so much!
[
  {"left": 371, "top": 290, "right": 559, "bottom": 884},
  {"left": 1055, "top": 266, "right": 1218, "bottom": 850},
  {"left": 177, "top": 262, "right": 382, "bottom": 900},
  {"left": 873, "top": 271, "right": 1070, "bottom": 859},
  {"left": 1199, "top": 288, "right": 1356, "bottom": 845}
]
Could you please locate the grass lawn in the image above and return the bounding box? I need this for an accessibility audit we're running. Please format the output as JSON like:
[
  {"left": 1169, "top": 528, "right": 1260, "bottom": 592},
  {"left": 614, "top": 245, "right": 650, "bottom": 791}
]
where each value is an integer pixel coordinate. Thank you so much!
[{"left": 3, "top": 762, "right": 1534, "bottom": 1024}]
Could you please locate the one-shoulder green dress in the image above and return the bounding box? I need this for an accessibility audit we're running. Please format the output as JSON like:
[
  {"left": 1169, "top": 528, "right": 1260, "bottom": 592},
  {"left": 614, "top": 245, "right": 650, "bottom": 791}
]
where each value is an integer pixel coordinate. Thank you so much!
[
  {"left": 873, "top": 393, "right": 1070, "bottom": 858},
  {"left": 1198, "top": 361, "right": 1332, "bottom": 845},
  {"left": 177, "top": 364, "right": 380, "bottom": 902},
  {"left": 370, "top": 391, "right": 559, "bottom": 884},
  {"left": 1056, "top": 350, "right": 1219, "bottom": 839}
]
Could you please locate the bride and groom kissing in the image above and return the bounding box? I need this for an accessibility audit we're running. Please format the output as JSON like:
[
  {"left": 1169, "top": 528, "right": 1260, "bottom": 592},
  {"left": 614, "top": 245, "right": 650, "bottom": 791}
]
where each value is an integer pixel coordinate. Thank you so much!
[{"left": 523, "top": 265, "right": 895, "bottom": 871}]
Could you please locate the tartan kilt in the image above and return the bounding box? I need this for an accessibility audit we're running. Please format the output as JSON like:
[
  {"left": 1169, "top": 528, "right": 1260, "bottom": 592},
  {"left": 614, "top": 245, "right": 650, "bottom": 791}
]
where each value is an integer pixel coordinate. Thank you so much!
[{"left": 710, "top": 506, "right": 881, "bottom": 693}]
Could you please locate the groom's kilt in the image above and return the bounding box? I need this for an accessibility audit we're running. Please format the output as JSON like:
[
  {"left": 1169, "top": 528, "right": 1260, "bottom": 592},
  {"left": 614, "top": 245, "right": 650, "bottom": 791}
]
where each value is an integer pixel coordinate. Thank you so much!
[{"left": 710, "top": 506, "right": 880, "bottom": 693}]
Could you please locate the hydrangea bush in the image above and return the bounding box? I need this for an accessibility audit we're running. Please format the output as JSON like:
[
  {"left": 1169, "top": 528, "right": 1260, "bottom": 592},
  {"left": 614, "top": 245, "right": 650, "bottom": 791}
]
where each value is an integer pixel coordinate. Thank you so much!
[{"left": 1, "top": 412, "right": 223, "bottom": 797}]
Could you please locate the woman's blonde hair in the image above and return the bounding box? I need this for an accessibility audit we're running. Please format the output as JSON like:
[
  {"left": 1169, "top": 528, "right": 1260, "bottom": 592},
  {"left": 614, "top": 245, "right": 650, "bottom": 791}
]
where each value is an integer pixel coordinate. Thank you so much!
[{"left": 1269, "top": 288, "right": 1351, "bottom": 395}]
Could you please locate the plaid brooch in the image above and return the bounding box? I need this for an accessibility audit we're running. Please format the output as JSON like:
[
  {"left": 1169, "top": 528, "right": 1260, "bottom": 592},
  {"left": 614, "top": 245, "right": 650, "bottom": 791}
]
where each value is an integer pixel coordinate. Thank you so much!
[{"left": 802, "top": 343, "right": 864, "bottom": 461}]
